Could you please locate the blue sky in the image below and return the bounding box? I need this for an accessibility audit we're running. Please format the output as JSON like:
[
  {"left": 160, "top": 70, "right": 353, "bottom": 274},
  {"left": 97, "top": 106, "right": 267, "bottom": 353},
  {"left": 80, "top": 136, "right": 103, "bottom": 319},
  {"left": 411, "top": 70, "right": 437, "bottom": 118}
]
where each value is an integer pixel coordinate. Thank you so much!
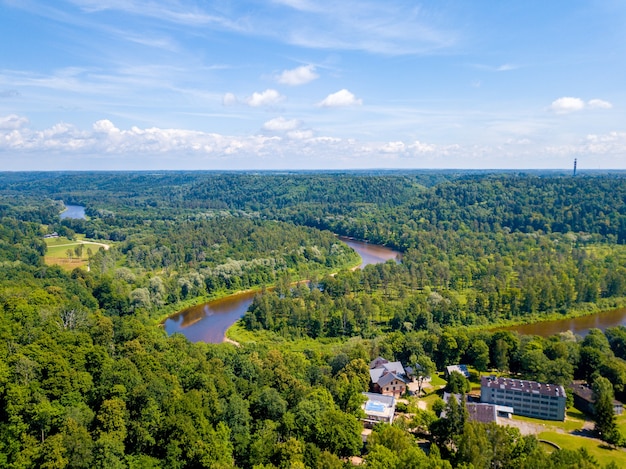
[{"left": 1, "top": 0, "right": 625, "bottom": 170}]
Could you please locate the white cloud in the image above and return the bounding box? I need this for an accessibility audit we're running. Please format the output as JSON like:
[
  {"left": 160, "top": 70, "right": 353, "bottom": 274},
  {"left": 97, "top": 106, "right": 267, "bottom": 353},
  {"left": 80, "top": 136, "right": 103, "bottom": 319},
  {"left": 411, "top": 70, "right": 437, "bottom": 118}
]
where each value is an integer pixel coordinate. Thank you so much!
[
  {"left": 93, "top": 119, "right": 118, "bottom": 133},
  {"left": 588, "top": 99, "right": 612, "bottom": 110},
  {"left": 0, "top": 114, "right": 29, "bottom": 130},
  {"left": 276, "top": 64, "right": 319, "bottom": 86},
  {"left": 263, "top": 117, "right": 301, "bottom": 131},
  {"left": 549, "top": 97, "right": 585, "bottom": 114},
  {"left": 3, "top": 115, "right": 626, "bottom": 170},
  {"left": 409, "top": 140, "right": 437, "bottom": 153},
  {"left": 287, "top": 129, "right": 314, "bottom": 139},
  {"left": 381, "top": 141, "right": 406, "bottom": 153},
  {"left": 246, "top": 89, "right": 284, "bottom": 107},
  {"left": 222, "top": 92, "right": 238, "bottom": 106},
  {"left": 318, "top": 89, "right": 362, "bottom": 107},
  {"left": 473, "top": 63, "right": 520, "bottom": 72}
]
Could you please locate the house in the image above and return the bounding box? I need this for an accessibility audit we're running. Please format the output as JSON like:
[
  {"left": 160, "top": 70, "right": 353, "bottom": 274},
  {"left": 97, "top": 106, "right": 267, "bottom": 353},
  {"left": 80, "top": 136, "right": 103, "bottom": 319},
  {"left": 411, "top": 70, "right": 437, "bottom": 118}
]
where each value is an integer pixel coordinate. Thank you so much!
[
  {"left": 571, "top": 381, "right": 624, "bottom": 416},
  {"left": 441, "top": 392, "right": 513, "bottom": 424},
  {"left": 445, "top": 364, "right": 470, "bottom": 379},
  {"left": 361, "top": 392, "right": 396, "bottom": 427},
  {"left": 369, "top": 357, "right": 410, "bottom": 397},
  {"left": 480, "top": 375, "right": 566, "bottom": 421},
  {"left": 467, "top": 403, "right": 514, "bottom": 423}
]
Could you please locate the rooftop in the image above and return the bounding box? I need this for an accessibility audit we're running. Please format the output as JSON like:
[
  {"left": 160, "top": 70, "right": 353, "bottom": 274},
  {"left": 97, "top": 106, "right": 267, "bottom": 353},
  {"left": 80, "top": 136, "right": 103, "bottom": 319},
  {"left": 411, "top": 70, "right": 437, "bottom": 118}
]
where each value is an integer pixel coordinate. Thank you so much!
[{"left": 481, "top": 375, "right": 566, "bottom": 398}]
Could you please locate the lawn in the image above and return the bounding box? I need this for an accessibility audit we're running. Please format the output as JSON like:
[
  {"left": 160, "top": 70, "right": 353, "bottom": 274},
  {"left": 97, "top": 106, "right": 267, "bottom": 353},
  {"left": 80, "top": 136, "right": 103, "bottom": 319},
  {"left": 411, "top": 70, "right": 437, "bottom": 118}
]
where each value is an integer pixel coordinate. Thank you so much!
[
  {"left": 512, "top": 408, "right": 589, "bottom": 433},
  {"left": 538, "top": 431, "right": 626, "bottom": 466},
  {"left": 44, "top": 235, "right": 110, "bottom": 270}
]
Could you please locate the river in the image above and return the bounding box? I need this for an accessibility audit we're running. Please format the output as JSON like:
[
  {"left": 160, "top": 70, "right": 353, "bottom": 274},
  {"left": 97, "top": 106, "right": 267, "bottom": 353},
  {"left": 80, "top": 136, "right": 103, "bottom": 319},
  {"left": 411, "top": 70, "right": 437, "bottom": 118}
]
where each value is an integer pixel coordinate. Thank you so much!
[
  {"left": 163, "top": 237, "right": 401, "bottom": 343},
  {"left": 499, "top": 307, "right": 626, "bottom": 338},
  {"left": 60, "top": 204, "right": 86, "bottom": 219}
]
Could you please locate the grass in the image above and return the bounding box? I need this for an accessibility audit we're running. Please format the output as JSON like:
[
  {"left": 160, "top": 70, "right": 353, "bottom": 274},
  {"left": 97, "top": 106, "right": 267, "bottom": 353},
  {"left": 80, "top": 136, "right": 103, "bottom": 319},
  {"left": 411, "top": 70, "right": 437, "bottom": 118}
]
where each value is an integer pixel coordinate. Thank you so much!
[
  {"left": 429, "top": 373, "right": 447, "bottom": 388},
  {"left": 44, "top": 235, "right": 110, "bottom": 270},
  {"left": 537, "top": 431, "right": 626, "bottom": 466},
  {"left": 511, "top": 408, "right": 588, "bottom": 432},
  {"left": 419, "top": 392, "right": 442, "bottom": 411}
]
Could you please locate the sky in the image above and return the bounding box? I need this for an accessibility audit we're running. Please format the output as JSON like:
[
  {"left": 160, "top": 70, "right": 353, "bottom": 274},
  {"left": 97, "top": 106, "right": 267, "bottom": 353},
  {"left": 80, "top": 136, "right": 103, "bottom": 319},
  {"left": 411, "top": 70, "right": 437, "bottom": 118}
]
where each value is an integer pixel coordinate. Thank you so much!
[{"left": 1, "top": 0, "right": 625, "bottom": 171}]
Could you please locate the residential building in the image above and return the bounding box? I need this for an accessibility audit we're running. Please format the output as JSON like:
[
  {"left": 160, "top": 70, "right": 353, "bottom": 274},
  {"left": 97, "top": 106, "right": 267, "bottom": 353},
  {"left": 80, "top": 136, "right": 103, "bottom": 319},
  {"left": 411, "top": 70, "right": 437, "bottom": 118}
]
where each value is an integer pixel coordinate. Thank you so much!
[
  {"left": 480, "top": 375, "right": 566, "bottom": 421},
  {"left": 442, "top": 392, "right": 513, "bottom": 424},
  {"left": 445, "top": 364, "right": 470, "bottom": 378},
  {"left": 369, "top": 357, "right": 409, "bottom": 397},
  {"left": 571, "top": 381, "right": 624, "bottom": 416},
  {"left": 361, "top": 392, "right": 396, "bottom": 427}
]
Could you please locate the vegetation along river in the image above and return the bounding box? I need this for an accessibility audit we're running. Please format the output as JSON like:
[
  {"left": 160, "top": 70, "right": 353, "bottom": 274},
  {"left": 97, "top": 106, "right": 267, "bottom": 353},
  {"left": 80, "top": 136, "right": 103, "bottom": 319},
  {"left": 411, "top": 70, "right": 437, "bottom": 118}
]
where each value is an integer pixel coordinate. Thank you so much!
[
  {"left": 60, "top": 204, "right": 86, "bottom": 219},
  {"left": 500, "top": 307, "right": 626, "bottom": 338},
  {"left": 163, "top": 237, "right": 401, "bottom": 343}
]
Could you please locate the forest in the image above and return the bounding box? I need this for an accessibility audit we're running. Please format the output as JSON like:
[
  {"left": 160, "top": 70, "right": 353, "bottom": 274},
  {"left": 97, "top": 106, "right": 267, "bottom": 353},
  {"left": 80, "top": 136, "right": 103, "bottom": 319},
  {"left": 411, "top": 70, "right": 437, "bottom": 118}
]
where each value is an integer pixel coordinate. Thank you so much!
[{"left": 1, "top": 170, "right": 626, "bottom": 468}]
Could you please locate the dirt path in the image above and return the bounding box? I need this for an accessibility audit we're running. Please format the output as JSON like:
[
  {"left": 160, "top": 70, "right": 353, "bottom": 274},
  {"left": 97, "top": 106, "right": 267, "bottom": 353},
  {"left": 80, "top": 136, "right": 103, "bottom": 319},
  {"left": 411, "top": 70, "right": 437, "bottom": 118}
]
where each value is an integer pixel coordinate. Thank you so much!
[{"left": 51, "top": 240, "right": 110, "bottom": 250}]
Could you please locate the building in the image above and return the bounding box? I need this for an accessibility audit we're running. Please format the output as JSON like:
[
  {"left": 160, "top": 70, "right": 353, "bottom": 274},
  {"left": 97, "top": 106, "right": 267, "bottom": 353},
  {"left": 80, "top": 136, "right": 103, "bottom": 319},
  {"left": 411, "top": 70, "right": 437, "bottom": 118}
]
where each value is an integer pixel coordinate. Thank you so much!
[
  {"left": 442, "top": 392, "right": 513, "bottom": 424},
  {"left": 369, "top": 357, "right": 410, "bottom": 397},
  {"left": 571, "top": 381, "right": 624, "bottom": 416},
  {"left": 361, "top": 392, "right": 396, "bottom": 427},
  {"left": 480, "top": 376, "right": 566, "bottom": 421},
  {"left": 445, "top": 364, "right": 470, "bottom": 379}
]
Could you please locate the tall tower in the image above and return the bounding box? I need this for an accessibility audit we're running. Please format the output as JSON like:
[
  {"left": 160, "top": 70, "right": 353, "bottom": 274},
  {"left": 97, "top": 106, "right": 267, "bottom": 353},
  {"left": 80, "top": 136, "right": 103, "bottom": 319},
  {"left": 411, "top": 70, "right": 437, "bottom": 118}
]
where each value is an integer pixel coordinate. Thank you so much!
[{"left": 573, "top": 158, "right": 577, "bottom": 176}]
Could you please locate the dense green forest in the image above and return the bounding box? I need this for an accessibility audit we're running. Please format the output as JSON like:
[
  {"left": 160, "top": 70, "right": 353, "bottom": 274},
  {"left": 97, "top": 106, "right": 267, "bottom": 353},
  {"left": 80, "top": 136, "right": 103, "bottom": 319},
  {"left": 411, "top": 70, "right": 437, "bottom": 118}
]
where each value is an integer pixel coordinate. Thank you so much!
[{"left": 2, "top": 170, "right": 626, "bottom": 468}]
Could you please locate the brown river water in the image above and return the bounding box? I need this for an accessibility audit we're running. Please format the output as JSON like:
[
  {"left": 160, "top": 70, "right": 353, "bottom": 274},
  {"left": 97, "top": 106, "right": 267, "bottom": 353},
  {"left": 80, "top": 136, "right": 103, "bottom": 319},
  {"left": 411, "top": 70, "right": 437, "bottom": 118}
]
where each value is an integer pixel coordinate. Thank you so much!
[
  {"left": 163, "top": 236, "right": 626, "bottom": 342},
  {"left": 163, "top": 237, "right": 401, "bottom": 343},
  {"left": 496, "top": 307, "right": 626, "bottom": 338}
]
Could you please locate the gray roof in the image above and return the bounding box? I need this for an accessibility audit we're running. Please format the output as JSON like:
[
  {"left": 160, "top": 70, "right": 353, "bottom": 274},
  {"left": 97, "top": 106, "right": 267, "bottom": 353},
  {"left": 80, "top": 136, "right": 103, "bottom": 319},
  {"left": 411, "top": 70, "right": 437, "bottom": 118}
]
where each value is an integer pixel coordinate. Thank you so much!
[
  {"left": 467, "top": 403, "right": 497, "bottom": 424},
  {"left": 571, "top": 381, "right": 623, "bottom": 408},
  {"left": 369, "top": 360, "right": 407, "bottom": 385},
  {"left": 481, "top": 376, "right": 566, "bottom": 398},
  {"left": 446, "top": 364, "right": 470, "bottom": 378},
  {"left": 377, "top": 372, "right": 409, "bottom": 387}
]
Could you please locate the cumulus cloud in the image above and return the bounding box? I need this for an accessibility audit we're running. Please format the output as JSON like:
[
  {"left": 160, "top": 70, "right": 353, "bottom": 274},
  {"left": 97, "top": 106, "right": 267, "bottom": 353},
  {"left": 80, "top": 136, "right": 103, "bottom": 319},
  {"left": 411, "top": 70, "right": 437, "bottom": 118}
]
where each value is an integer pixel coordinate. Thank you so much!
[
  {"left": 3, "top": 115, "right": 625, "bottom": 170},
  {"left": 318, "top": 89, "right": 362, "bottom": 107},
  {"left": 550, "top": 97, "right": 585, "bottom": 114},
  {"left": 0, "top": 114, "right": 29, "bottom": 130},
  {"left": 246, "top": 89, "right": 284, "bottom": 107},
  {"left": 222, "top": 92, "right": 238, "bottom": 106},
  {"left": 263, "top": 117, "right": 301, "bottom": 131},
  {"left": 287, "top": 129, "right": 314, "bottom": 140},
  {"left": 549, "top": 97, "right": 613, "bottom": 114},
  {"left": 276, "top": 64, "right": 319, "bottom": 86},
  {"left": 588, "top": 99, "right": 612, "bottom": 110}
]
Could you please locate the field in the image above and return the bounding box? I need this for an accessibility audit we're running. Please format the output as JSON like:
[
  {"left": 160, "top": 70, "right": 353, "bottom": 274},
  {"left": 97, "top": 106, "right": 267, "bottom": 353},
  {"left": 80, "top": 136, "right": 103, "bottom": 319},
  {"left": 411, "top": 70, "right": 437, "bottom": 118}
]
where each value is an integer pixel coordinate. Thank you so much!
[
  {"left": 44, "top": 235, "right": 110, "bottom": 270},
  {"left": 537, "top": 431, "right": 626, "bottom": 466}
]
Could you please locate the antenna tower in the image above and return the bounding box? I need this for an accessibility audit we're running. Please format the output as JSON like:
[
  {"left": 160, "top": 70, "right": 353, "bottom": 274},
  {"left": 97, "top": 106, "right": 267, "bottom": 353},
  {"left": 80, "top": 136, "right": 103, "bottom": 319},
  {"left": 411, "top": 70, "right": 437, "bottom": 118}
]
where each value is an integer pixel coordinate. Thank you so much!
[{"left": 573, "top": 158, "right": 577, "bottom": 176}]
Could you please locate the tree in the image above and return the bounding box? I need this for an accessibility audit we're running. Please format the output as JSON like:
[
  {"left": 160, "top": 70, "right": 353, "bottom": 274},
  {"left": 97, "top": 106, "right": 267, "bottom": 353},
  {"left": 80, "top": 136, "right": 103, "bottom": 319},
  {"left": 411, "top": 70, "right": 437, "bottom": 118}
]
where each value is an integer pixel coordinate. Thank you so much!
[
  {"left": 415, "top": 355, "right": 436, "bottom": 397},
  {"left": 468, "top": 339, "right": 490, "bottom": 374},
  {"left": 592, "top": 377, "right": 621, "bottom": 446},
  {"left": 456, "top": 422, "right": 491, "bottom": 469},
  {"left": 446, "top": 371, "right": 469, "bottom": 394}
]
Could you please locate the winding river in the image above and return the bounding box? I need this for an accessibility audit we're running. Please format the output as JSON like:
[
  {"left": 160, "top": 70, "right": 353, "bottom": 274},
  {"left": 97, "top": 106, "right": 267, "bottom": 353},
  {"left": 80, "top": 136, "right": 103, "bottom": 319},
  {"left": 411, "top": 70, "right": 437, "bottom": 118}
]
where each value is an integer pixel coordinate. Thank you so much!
[
  {"left": 60, "top": 204, "right": 86, "bottom": 219},
  {"left": 163, "top": 236, "right": 626, "bottom": 342},
  {"left": 497, "top": 307, "right": 626, "bottom": 338},
  {"left": 163, "top": 238, "right": 401, "bottom": 343}
]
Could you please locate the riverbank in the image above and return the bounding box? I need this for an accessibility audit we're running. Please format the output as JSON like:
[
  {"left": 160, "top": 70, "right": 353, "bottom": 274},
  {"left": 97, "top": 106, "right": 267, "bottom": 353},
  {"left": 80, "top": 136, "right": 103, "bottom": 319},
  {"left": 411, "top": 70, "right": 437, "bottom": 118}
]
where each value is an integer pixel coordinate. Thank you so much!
[
  {"left": 159, "top": 237, "right": 400, "bottom": 343},
  {"left": 487, "top": 296, "right": 626, "bottom": 337},
  {"left": 155, "top": 256, "right": 364, "bottom": 327}
]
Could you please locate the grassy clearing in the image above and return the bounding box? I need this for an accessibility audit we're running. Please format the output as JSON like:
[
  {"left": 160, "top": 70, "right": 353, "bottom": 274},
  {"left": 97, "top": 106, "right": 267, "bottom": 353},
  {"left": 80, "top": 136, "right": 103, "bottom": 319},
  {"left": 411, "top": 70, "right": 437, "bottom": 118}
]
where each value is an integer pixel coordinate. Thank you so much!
[
  {"left": 44, "top": 236, "right": 110, "bottom": 270},
  {"left": 419, "top": 392, "right": 442, "bottom": 411},
  {"left": 537, "top": 431, "right": 626, "bottom": 466},
  {"left": 511, "top": 408, "right": 588, "bottom": 432},
  {"left": 430, "top": 373, "right": 447, "bottom": 388}
]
